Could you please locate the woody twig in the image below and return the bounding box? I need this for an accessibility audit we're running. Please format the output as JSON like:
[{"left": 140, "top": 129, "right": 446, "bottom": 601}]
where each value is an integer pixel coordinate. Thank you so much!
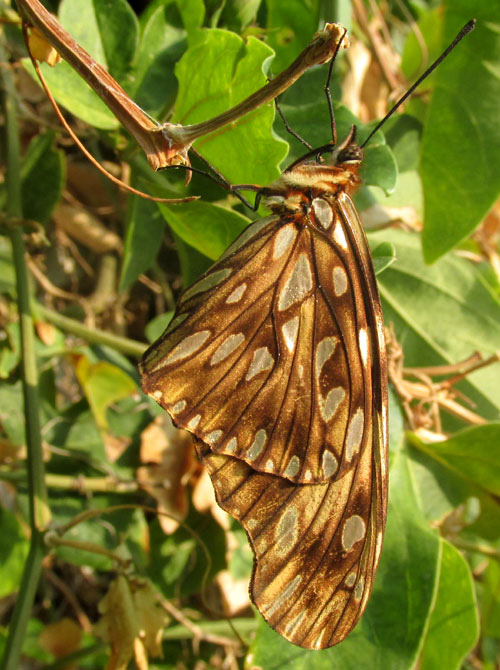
[{"left": 18, "top": 0, "right": 349, "bottom": 170}]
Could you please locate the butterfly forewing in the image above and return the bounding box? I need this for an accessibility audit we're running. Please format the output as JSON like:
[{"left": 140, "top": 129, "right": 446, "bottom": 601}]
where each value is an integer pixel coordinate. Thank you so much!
[
  {"left": 140, "top": 197, "right": 377, "bottom": 486},
  {"left": 140, "top": 147, "right": 388, "bottom": 647}
]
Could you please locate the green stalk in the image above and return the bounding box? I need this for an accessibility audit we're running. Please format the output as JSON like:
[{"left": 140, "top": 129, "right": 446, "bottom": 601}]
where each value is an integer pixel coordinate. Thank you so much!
[
  {"left": 34, "top": 303, "right": 147, "bottom": 357},
  {"left": 0, "top": 40, "right": 49, "bottom": 670}
]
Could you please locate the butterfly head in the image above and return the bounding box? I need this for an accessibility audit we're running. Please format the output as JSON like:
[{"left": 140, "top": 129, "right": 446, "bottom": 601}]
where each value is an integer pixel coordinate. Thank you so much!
[{"left": 262, "top": 125, "right": 363, "bottom": 214}]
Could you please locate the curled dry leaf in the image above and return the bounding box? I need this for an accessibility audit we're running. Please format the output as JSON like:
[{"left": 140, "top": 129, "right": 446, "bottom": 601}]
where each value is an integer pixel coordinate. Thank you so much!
[
  {"left": 39, "top": 617, "right": 82, "bottom": 666},
  {"left": 215, "top": 570, "right": 252, "bottom": 617},
  {"left": 35, "top": 319, "right": 57, "bottom": 345},
  {"left": 94, "top": 575, "right": 167, "bottom": 670},
  {"left": 138, "top": 415, "right": 194, "bottom": 534},
  {"left": 191, "top": 467, "right": 229, "bottom": 531},
  {"left": 27, "top": 26, "right": 62, "bottom": 66}
]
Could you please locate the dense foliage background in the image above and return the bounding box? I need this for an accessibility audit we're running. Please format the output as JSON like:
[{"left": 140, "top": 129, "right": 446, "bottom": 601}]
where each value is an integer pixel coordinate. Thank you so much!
[{"left": 1, "top": 0, "right": 500, "bottom": 668}]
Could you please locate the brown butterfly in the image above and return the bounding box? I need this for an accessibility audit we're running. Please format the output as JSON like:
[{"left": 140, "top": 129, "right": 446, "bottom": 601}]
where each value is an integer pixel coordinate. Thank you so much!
[
  {"left": 140, "top": 122, "right": 388, "bottom": 648},
  {"left": 139, "top": 19, "right": 475, "bottom": 649}
]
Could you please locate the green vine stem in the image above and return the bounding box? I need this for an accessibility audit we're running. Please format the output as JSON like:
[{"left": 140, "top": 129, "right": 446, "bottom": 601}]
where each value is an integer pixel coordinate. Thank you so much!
[
  {"left": 34, "top": 302, "right": 147, "bottom": 358},
  {"left": 0, "top": 40, "right": 50, "bottom": 670}
]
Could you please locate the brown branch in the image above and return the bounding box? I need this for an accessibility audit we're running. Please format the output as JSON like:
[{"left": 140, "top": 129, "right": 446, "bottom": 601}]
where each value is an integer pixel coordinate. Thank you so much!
[{"left": 17, "top": 0, "right": 348, "bottom": 168}]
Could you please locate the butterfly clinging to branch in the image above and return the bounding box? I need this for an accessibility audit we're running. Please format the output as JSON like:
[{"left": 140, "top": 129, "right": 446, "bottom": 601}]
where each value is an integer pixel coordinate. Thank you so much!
[{"left": 139, "top": 19, "right": 475, "bottom": 649}]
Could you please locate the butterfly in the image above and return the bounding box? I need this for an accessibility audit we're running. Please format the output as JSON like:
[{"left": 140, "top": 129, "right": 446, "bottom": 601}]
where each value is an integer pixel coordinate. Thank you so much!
[{"left": 139, "top": 118, "right": 388, "bottom": 648}]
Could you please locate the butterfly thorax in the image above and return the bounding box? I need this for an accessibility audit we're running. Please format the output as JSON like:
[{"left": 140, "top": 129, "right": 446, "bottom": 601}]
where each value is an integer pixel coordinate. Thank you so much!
[{"left": 261, "top": 132, "right": 363, "bottom": 217}]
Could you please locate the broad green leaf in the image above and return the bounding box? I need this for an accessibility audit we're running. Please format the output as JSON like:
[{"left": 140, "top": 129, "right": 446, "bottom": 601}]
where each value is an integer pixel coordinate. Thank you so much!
[
  {"left": 264, "top": 0, "right": 320, "bottom": 73},
  {"left": 0, "top": 509, "right": 29, "bottom": 598},
  {"left": 45, "top": 405, "right": 106, "bottom": 464},
  {"left": 176, "top": 0, "right": 205, "bottom": 37},
  {"left": 481, "top": 558, "right": 500, "bottom": 636},
  {"left": 120, "top": 190, "right": 166, "bottom": 292},
  {"left": 408, "top": 439, "right": 500, "bottom": 544},
  {"left": 372, "top": 241, "right": 397, "bottom": 275},
  {"left": 90, "top": 0, "right": 138, "bottom": 82},
  {"left": 416, "top": 424, "right": 500, "bottom": 497},
  {"left": 132, "top": 3, "right": 187, "bottom": 117},
  {"left": 51, "top": 497, "right": 146, "bottom": 570},
  {"left": 148, "top": 508, "right": 226, "bottom": 598},
  {"left": 175, "top": 232, "right": 214, "bottom": 286},
  {"left": 373, "top": 228, "right": 500, "bottom": 417},
  {"left": 23, "top": 0, "right": 139, "bottom": 128},
  {"left": 145, "top": 312, "right": 173, "bottom": 343},
  {"left": 420, "top": 539, "right": 478, "bottom": 670},
  {"left": 21, "top": 131, "right": 65, "bottom": 223},
  {"left": 173, "top": 29, "right": 288, "bottom": 185},
  {"left": 158, "top": 199, "right": 250, "bottom": 260},
  {"left": 249, "top": 444, "right": 440, "bottom": 669},
  {"left": 421, "top": 7, "right": 500, "bottom": 261},
  {"left": 0, "top": 237, "right": 15, "bottom": 297},
  {"left": 73, "top": 355, "right": 137, "bottom": 431}
]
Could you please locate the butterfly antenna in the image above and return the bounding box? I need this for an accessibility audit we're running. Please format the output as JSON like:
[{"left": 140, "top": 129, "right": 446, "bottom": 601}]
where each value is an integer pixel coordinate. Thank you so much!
[
  {"left": 360, "top": 19, "right": 476, "bottom": 149},
  {"left": 325, "top": 25, "right": 349, "bottom": 147}
]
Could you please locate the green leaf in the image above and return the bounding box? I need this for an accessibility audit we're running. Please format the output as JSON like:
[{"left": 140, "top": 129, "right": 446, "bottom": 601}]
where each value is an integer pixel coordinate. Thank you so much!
[
  {"left": 145, "top": 312, "right": 174, "bottom": 343},
  {"left": 23, "top": 0, "right": 139, "bottom": 129},
  {"left": 0, "top": 237, "right": 16, "bottom": 297},
  {"left": 52, "top": 497, "right": 145, "bottom": 570},
  {"left": 120, "top": 190, "right": 166, "bottom": 292},
  {"left": 176, "top": 0, "right": 205, "bottom": 37},
  {"left": 0, "top": 509, "right": 29, "bottom": 598},
  {"left": 74, "top": 355, "right": 137, "bottom": 431},
  {"left": 373, "top": 228, "right": 500, "bottom": 417},
  {"left": 264, "top": 0, "right": 319, "bottom": 73},
  {"left": 91, "top": 0, "right": 138, "bottom": 82},
  {"left": 481, "top": 558, "right": 500, "bottom": 636},
  {"left": 249, "top": 443, "right": 440, "bottom": 668},
  {"left": 421, "top": 8, "right": 500, "bottom": 261},
  {"left": 158, "top": 199, "right": 250, "bottom": 260},
  {"left": 408, "top": 439, "right": 500, "bottom": 544},
  {"left": 416, "top": 424, "right": 500, "bottom": 497},
  {"left": 372, "top": 241, "right": 397, "bottom": 275},
  {"left": 132, "top": 3, "right": 187, "bottom": 117},
  {"left": 420, "top": 539, "right": 479, "bottom": 670},
  {"left": 149, "top": 508, "right": 226, "bottom": 598},
  {"left": 173, "top": 29, "right": 288, "bottom": 185},
  {"left": 21, "top": 131, "right": 65, "bottom": 224},
  {"left": 45, "top": 404, "right": 107, "bottom": 465}
]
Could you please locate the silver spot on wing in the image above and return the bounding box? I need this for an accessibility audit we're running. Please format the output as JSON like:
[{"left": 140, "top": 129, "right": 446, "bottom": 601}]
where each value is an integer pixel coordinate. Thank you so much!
[
  {"left": 226, "top": 283, "right": 247, "bottom": 304},
  {"left": 312, "top": 197, "right": 333, "bottom": 229},
  {"left": 333, "top": 266, "right": 348, "bottom": 296},
  {"left": 273, "top": 224, "right": 297, "bottom": 259},
  {"left": 247, "top": 429, "right": 267, "bottom": 461},
  {"left": 346, "top": 408, "right": 364, "bottom": 461},
  {"left": 278, "top": 253, "right": 313, "bottom": 311},
  {"left": 210, "top": 332, "right": 245, "bottom": 365},
  {"left": 282, "top": 316, "right": 299, "bottom": 353},
  {"left": 246, "top": 346, "right": 274, "bottom": 381},
  {"left": 164, "top": 330, "right": 211, "bottom": 366}
]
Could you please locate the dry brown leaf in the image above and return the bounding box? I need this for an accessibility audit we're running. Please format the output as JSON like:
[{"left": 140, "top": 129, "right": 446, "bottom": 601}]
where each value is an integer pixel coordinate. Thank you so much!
[
  {"left": 94, "top": 576, "right": 167, "bottom": 670},
  {"left": 35, "top": 320, "right": 57, "bottom": 345},
  {"left": 104, "top": 434, "right": 131, "bottom": 463},
  {"left": 191, "top": 468, "right": 229, "bottom": 531},
  {"left": 39, "top": 617, "right": 82, "bottom": 668},
  {"left": 138, "top": 415, "right": 194, "bottom": 534},
  {"left": 215, "top": 570, "right": 251, "bottom": 616},
  {"left": 28, "top": 27, "right": 62, "bottom": 67}
]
